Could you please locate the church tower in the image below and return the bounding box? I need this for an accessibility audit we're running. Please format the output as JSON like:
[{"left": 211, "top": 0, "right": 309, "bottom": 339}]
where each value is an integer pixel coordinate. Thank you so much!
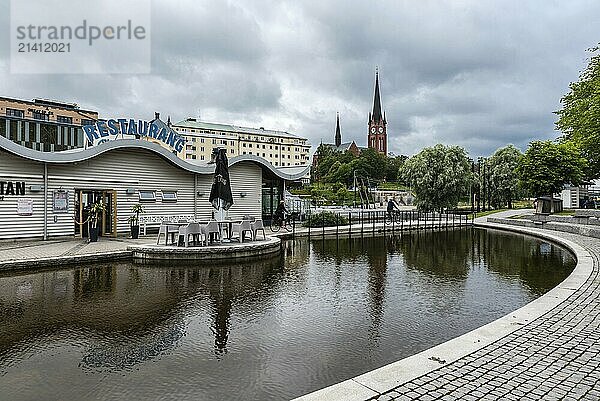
[
  {"left": 335, "top": 112, "right": 341, "bottom": 147},
  {"left": 368, "top": 68, "right": 387, "bottom": 155}
]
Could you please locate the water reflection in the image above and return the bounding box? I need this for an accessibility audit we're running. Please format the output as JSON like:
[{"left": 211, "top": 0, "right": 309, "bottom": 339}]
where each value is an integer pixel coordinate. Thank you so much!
[{"left": 0, "top": 229, "right": 575, "bottom": 401}]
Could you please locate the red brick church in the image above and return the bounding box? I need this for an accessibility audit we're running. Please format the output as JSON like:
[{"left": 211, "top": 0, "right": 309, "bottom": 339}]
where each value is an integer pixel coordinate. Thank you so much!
[{"left": 312, "top": 69, "right": 388, "bottom": 176}]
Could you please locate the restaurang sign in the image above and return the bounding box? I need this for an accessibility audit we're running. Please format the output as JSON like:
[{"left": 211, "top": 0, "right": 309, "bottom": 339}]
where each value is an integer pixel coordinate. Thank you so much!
[{"left": 83, "top": 119, "right": 186, "bottom": 152}]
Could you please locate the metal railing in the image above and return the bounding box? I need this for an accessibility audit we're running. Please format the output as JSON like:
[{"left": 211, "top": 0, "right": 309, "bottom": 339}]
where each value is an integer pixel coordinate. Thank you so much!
[{"left": 276, "top": 209, "right": 474, "bottom": 239}]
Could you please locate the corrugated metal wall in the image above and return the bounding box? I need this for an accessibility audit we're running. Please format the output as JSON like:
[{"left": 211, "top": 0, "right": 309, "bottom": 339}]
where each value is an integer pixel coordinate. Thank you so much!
[
  {"left": 0, "top": 148, "right": 264, "bottom": 240},
  {"left": 0, "top": 150, "right": 45, "bottom": 239}
]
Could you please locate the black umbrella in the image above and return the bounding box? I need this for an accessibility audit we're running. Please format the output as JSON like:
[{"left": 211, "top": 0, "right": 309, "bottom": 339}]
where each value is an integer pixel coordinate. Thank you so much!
[{"left": 209, "top": 148, "right": 234, "bottom": 211}]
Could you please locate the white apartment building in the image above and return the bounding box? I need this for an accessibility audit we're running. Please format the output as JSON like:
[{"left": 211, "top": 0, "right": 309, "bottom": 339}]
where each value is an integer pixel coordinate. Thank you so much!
[{"left": 172, "top": 118, "right": 311, "bottom": 167}]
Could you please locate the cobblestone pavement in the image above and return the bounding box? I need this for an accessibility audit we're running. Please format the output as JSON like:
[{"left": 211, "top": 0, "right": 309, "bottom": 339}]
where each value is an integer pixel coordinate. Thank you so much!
[{"left": 373, "top": 224, "right": 600, "bottom": 400}]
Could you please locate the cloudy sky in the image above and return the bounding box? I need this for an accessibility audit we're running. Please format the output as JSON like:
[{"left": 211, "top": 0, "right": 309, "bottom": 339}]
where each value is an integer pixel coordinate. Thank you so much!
[{"left": 0, "top": 0, "right": 599, "bottom": 157}]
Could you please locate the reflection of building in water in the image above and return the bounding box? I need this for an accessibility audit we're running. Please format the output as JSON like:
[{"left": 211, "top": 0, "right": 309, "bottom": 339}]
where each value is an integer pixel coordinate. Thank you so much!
[
  {"left": 365, "top": 238, "right": 388, "bottom": 343},
  {"left": 0, "top": 258, "right": 283, "bottom": 367}
]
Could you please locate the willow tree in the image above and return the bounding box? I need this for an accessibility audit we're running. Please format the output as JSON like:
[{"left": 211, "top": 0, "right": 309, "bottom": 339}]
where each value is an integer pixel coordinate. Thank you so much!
[
  {"left": 402, "top": 144, "right": 473, "bottom": 212},
  {"left": 487, "top": 144, "right": 522, "bottom": 208}
]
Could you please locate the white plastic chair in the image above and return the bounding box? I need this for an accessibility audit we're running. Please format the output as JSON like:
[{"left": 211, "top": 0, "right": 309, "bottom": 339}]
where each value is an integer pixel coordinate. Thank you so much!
[
  {"left": 230, "top": 220, "right": 253, "bottom": 242},
  {"left": 201, "top": 221, "right": 221, "bottom": 245},
  {"left": 251, "top": 219, "right": 266, "bottom": 240},
  {"left": 178, "top": 223, "right": 201, "bottom": 247}
]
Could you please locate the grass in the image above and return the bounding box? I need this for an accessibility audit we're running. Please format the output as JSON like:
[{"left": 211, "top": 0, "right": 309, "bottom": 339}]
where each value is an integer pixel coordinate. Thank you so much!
[
  {"left": 467, "top": 209, "right": 508, "bottom": 220},
  {"left": 554, "top": 209, "right": 575, "bottom": 216}
]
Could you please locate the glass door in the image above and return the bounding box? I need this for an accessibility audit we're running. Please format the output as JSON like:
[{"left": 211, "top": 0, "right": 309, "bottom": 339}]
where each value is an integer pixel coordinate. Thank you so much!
[{"left": 102, "top": 190, "right": 117, "bottom": 237}]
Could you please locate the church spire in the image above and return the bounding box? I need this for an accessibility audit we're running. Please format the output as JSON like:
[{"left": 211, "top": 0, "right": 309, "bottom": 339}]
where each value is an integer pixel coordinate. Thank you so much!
[
  {"left": 335, "top": 112, "right": 341, "bottom": 147},
  {"left": 372, "top": 67, "right": 383, "bottom": 123}
]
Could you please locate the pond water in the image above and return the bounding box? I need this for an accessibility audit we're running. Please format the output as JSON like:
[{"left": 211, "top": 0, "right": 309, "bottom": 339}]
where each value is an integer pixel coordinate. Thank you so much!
[{"left": 0, "top": 228, "right": 575, "bottom": 401}]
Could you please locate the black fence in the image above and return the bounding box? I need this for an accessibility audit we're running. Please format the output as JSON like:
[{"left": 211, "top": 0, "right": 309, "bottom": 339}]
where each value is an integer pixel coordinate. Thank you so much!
[{"left": 276, "top": 209, "right": 474, "bottom": 239}]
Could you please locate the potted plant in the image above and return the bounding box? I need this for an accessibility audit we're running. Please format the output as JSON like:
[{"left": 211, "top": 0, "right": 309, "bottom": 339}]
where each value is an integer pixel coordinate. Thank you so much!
[
  {"left": 128, "top": 203, "right": 145, "bottom": 239},
  {"left": 88, "top": 201, "right": 105, "bottom": 242}
]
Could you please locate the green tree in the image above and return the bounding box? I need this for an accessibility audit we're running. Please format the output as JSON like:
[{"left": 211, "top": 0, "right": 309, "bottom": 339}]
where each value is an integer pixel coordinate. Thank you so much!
[
  {"left": 385, "top": 155, "right": 408, "bottom": 182},
  {"left": 556, "top": 46, "right": 600, "bottom": 179},
  {"left": 487, "top": 144, "right": 522, "bottom": 208},
  {"left": 516, "top": 141, "right": 587, "bottom": 197},
  {"left": 352, "top": 148, "right": 387, "bottom": 180},
  {"left": 401, "top": 144, "right": 473, "bottom": 211}
]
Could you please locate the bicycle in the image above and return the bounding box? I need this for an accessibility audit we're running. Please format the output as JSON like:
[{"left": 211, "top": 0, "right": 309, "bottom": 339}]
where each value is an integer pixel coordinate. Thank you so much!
[
  {"left": 385, "top": 210, "right": 403, "bottom": 224},
  {"left": 270, "top": 212, "right": 298, "bottom": 232}
]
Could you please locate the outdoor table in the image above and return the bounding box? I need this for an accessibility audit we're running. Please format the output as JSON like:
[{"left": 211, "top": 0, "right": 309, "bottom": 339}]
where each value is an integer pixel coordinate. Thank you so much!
[
  {"left": 159, "top": 222, "right": 188, "bottom": 246},
  {"left": 216, "top": 219, "right": 242, "bottom": 242}
]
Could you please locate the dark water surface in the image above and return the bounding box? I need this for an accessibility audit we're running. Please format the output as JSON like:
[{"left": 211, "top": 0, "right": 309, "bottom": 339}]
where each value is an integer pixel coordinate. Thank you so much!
[{"left": 0, "top": 228, "right": 575, "bottom": 401}]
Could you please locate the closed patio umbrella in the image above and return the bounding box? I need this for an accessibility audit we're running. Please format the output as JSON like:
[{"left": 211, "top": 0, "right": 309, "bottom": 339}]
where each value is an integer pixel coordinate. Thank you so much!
[{"left": 209, "top": 148, "right": 234, "bottom": 214}]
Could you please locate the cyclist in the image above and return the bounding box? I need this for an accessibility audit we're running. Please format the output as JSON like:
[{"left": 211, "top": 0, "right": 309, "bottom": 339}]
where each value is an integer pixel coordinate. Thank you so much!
[
  {"left": 387, "top": 197, "right": 400, "bottom": 221},
  {"left": 274, "top": 200, "right": 290, "bottom": 227}
]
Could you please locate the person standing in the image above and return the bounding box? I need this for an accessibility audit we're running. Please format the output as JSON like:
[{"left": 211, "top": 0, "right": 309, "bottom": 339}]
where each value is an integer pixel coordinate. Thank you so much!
[{"left": 387, "top": 197, "right": 399, "bottom": 220}]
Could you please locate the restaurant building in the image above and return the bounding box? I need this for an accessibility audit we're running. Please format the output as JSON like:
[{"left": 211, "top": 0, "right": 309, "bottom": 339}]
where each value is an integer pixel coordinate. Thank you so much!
[{"left": 0, "top": 125, "right": 308, "bottom": 241}]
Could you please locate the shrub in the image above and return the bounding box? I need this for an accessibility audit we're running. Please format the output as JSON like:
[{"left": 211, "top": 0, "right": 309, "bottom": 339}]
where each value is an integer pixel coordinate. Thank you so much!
[{"left": 303, "top": 211, "right": 348, "bottom": 228}]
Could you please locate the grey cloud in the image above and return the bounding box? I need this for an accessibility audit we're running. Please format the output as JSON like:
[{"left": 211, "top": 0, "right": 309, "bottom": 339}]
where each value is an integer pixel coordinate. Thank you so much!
[{"left": 0, "top": 0, "right": 599, "bottom": 159}]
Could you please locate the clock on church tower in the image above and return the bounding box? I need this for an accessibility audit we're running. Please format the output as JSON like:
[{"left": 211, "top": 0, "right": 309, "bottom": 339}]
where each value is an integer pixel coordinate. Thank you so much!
[{"left": 367, "top": 69, "right": 387, "bottom": 155}]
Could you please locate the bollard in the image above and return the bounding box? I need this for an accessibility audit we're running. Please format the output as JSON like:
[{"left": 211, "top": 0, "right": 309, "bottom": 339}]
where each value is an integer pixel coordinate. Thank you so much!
[
  {"left": 349, "top": 211, "right": 352, "bottom": 239},
  {"left": 361, "top": 211, "right": 364, "bottom": 236}
]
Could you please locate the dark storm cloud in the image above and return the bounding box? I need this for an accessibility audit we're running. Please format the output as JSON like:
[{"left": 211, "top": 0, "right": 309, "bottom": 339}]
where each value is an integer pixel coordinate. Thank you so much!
[{"left": 0, "top": 0, "right": 598, "bottom": 156}]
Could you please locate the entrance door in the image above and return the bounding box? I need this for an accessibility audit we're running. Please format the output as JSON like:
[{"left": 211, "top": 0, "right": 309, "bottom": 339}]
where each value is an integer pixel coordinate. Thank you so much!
[{"left": 75, "top": 189, "right": 117, "bottom": 238}]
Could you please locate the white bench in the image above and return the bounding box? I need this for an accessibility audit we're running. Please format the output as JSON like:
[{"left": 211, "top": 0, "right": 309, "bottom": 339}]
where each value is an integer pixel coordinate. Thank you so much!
[{"left": 140, "top": 215, "right": 194, "bottom": 235}]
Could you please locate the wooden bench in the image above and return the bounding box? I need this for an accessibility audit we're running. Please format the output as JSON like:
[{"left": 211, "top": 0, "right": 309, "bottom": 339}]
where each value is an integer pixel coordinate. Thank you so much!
[{"left": 140, "top": 215, "right": 194, "bottom": 236}]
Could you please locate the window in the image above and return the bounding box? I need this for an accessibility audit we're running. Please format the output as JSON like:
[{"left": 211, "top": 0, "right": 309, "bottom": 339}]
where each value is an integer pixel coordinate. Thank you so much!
[
  {"left": 230, "top": 149, "right": 234, "bottom": 154},
  {"left": 262, "top": 145, "right": 265, "bottom": 149},
  {"left": 249, "top": 143, "right": 252, "bottom": 148},
  {"left": 81, "top": 119, "right": 94, "bottom": 126},
  {"left": 212, "top": 139, "right": 216, "bottom": 144},
  {"left": 6, "top": 108, "right": 24, "bottom": 118},
  {"left": 201, "top": 138, "right": 205, "bottom": 143},
  {"left": 201, "top": 155, "right": 205, "bottom": 160},
  {"left": 230, "top": 141, "right": 234, "bottom": 146},
  {"left": 57, "top": 116, "right": 73, "bottom": 124},
  {"left": 242, "top": 143, "right": 246, "bottom": 147},
  {"left": 191, "top": 138, "right": 196, "bottom": 143},
  {"left": 139, "top": 190, "right": 156, "bottom": 202},
  {"left": 162, "top": 191, "right": 177, "bottom": 202}
]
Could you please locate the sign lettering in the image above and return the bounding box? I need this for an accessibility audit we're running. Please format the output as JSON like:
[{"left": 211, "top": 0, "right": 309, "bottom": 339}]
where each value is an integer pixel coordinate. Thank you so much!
[{"left": 83, "top": 119, "right": 186, "bottom": 152}]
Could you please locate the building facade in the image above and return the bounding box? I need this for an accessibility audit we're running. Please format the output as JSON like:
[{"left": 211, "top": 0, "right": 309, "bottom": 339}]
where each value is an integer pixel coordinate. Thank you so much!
[
  {"left": 0, "top": 97, "right": 98, "bottom": 152},
  {"left": 171, "top": 118, "right": 311, "bottom": 167},
  {"left": 0, "top": 135, "right": 308, "bottom": 240},
  {"left": 367, "top": 69, "right": 387, "bottom": 155}
]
